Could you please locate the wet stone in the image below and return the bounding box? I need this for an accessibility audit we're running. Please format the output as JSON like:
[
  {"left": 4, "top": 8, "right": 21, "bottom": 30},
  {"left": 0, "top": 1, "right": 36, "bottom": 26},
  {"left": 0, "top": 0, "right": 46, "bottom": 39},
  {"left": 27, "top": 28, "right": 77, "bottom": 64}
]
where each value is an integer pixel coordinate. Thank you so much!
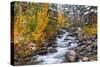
[
  {"left": 82, "top": 57, "right": 89, "bottom": 62},
  {"left": 37, "top": 50, "right": 48, "bottom": 55},
  {"left": 65, "top": 50, "right": 79, "bottom": 62},
  {"left": 47, "top": 47, "right": 57, "bottom": 53}
]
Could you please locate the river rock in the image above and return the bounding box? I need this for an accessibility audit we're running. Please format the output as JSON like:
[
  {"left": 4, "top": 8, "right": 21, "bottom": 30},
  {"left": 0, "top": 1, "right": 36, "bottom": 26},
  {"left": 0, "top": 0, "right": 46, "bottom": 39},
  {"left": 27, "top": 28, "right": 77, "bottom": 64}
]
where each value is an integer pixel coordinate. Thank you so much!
[
  {"left": 40, "top": 47, "right": 47, "bottom": 50},
  {"left": 86, "top": 46, "right": 92, "bottom": 52},
  {"left": 52, "top": 44, "right": 57, "bottom": 48},
  {"left": 79, "top": 52, "right": 84, "bottom": 56},
  {"left": 66, "top": 43, "right": 71, "bottom": 47},
  {"left": 75, "top": 46, "right": 84, "bottom": 51},
  {"left": 82, "top": 57, "right": 89, "bottom": 62},
  {"left": 37, "top": 50, "right": 48, "bottom": 55},
  {"left": 87, "top": 40, "right": 92, "bottom": 45},
  {"left": 57, "top": 30, "right": 65, "bottom": 35},
  {"left": 93, "top": 50, "right": 97, "bottom": 54},
  {"left": 65, "top": 50, "right": 79, "bottom": 62},
  {"left": 57, "top": 35, "right": 62, "bottom": 39},
  {"left": 67, "top": 33, "right": 74, "bottom": 37},
  {"left": 92, "top": 44, "right": 97, "bottom": 50},
  {"left": 64, "top": 38, "right": 70, "bottom": 41},
  {"left": 42, "top": 41, "right": 48, "bottom": 47},
  {"left": 31, "top": 52, "right": 38, "bottom": 56},
  {"left": 24, "top": 57, "right": 31, "bottom": 62},
  {"left": 47, "top": 39, "right": 56, "bottom": 47},
  {"left": 69, "top": 50, "right": 77, "bottom": 56},
  {"left": 90, "top": 35, "right": 97, "bottom": 41},
  {"left": 47, "top": 47, "right": 57, "bottom": 53}
]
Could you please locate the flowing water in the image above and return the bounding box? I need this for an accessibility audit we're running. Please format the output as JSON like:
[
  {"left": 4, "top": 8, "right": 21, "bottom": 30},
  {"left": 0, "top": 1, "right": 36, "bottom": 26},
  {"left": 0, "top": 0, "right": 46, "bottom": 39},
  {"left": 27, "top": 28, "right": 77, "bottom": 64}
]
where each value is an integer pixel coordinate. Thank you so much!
[{"left": 33, "top": 29, "right": 78, "bottom": 64}]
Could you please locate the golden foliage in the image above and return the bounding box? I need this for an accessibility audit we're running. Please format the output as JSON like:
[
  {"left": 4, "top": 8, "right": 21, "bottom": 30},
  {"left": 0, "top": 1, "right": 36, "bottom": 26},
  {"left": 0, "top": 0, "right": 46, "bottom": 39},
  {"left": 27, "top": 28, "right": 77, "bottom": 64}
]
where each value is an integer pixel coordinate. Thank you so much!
[
  {"left": 82, "top": 24, "right": 97, "bottom": 36},
  {"left": 32, "top": 4, "right": 49, "bottom": 42},
  {"left": 57, "top": 11, "right": 65, "bottom": 27}
]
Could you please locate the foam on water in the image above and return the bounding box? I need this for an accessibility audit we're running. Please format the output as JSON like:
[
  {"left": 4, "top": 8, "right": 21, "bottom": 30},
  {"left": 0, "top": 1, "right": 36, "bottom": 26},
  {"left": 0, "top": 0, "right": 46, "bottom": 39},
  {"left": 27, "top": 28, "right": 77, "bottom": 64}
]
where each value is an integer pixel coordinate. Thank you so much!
[{"left": 35, "top": 30, "right": 77, "bottom": 64}]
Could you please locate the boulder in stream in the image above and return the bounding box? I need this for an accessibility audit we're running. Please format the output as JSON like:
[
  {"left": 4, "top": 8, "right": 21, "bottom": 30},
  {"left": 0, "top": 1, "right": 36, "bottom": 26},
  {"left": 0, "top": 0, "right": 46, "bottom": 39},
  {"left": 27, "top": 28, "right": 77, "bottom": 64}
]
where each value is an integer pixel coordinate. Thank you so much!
[
  {"left": 47, "top": 47, "right": 57, "bottom": 53},
  {"left": 65, "top": 50, "right": 79, "bottom": 62},
  {"left": 82, "top": 57, "right": 89, "bottom": 62}
]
